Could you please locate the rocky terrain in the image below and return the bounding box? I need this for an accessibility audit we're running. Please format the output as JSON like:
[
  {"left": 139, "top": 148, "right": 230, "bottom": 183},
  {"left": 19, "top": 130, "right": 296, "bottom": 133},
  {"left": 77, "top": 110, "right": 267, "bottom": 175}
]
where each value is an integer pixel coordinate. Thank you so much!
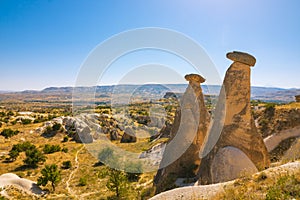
[{"left": 0, "top": 51, "right": 300, "bottom": 199}]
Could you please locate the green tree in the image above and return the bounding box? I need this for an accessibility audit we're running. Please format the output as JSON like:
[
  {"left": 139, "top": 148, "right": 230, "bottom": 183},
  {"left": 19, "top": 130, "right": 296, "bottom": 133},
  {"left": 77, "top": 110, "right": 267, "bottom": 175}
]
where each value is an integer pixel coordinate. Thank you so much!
[
  {"left": 24, "top": 148, "right": 46, "bottom": 167},
  {"left": 105, "top": 169, "right": 129, "bottom": 198},
  {"left": 37, "top": 164, "right": 61, "bottom": 191}
]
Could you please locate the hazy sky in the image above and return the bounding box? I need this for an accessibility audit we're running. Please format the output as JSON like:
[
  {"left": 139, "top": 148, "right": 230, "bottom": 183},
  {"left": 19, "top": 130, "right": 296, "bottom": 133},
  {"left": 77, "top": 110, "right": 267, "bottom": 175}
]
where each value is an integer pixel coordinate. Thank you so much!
[{"left": 0, "top": 0, "right": 300, "bottom": 91}]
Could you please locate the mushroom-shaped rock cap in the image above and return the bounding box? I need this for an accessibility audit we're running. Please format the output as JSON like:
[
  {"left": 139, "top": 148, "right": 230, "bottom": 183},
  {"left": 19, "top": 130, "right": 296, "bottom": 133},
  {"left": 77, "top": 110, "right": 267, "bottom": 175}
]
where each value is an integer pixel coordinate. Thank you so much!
[
  {"left": 226, "top": 51, "right": 256, "bottom": 66},
  {"left": 184, "top": 74, "right": 206, "bottom": 83}
]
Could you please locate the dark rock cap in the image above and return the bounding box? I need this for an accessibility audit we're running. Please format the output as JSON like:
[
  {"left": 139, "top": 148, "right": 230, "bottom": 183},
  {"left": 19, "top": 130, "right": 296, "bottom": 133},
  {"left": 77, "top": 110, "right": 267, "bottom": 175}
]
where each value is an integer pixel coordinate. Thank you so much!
[
  {"left": 226, "top": 51, "right": 256, "bottom": 66},
  {"left": 184, "top": 74, "right": 206, "bottom": 83}
]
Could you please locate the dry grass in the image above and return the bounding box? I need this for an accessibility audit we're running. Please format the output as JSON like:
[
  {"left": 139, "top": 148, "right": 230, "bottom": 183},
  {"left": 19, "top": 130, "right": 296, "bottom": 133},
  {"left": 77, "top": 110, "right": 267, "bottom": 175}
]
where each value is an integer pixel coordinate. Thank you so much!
[
  {"left": 215, "top": 163, "right": 300, "bottom": 200},
  {"left": 0, "top": 116, "right": 158, "bottom": 199}
]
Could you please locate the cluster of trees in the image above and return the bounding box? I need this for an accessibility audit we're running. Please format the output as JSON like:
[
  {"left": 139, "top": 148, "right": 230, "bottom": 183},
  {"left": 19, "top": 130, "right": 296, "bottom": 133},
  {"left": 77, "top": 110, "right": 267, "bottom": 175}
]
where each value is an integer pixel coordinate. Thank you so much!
[
  {"left": 8, "top": 142, "right": 45, "bottom": 167},
  {"left": 6, "top": 142, "right": 73, "bottom": 192},
  {"left": 8, "top": 142, "right": 68, "bottom": 167},
  {"left": 0, "top": 128, "right": 19, "bottom": 138}
]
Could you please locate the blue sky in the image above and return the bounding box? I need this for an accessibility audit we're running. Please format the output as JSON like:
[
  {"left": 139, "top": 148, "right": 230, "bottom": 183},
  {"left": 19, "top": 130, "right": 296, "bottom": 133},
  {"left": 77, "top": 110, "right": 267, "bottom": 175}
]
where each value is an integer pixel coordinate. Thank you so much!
[{"left": 0, "top": 0, "right": 300, "bottom": 91}]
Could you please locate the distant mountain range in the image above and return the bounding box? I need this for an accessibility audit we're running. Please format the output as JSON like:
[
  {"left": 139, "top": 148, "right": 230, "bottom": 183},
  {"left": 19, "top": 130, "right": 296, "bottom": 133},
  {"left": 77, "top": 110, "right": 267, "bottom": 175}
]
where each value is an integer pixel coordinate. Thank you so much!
[{"left": 0, "top": 84, "right": 299, "bottom": 103}]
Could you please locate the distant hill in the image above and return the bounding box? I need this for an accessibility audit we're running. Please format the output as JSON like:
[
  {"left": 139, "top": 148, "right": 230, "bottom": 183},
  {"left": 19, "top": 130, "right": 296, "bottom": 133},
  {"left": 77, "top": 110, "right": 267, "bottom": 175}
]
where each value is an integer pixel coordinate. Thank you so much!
[{"left": 0, "top": 84, "right": 299, "bottom": 103}]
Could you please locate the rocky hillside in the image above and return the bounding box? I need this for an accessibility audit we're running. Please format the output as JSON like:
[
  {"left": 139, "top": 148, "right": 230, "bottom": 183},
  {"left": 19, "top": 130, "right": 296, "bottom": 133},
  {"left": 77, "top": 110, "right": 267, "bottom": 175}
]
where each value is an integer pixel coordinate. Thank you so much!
[{"left": 256, "top": 103, "right": 300, "bottom": 138}]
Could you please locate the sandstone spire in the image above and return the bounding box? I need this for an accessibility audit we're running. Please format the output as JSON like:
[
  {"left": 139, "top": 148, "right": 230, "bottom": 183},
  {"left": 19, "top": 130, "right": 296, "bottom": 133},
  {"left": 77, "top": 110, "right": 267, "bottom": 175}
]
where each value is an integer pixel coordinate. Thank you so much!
[
  {"left": 197, "top": 51, "right": 270, "bottom": 184},
  {"left": 154, "top": 74, "right": 210, "bottom": 193}
]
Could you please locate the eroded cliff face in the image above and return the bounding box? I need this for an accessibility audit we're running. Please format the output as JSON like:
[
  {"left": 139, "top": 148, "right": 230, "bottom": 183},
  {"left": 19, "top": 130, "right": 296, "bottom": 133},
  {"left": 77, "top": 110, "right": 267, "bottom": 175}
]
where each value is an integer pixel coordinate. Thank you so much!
[
  {"left": 154, "top": 74, "right": 210, "bottom": 193},
  {"left": 256, "top": 105, "right": 300, "bottom": 138},
  {"left": 255, "top": 104, "right": 300, "bottom": 161}
]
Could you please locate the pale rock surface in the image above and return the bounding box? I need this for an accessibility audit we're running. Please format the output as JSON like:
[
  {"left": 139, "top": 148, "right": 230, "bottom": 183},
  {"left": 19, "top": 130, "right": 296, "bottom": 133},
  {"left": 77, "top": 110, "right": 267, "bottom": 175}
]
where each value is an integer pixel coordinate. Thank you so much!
[
  {"left": 154, "top": 74, "right": 210, "bottom": 193},
  {"left": 197, "top": 51, "right": 269, "bottom": 184}
]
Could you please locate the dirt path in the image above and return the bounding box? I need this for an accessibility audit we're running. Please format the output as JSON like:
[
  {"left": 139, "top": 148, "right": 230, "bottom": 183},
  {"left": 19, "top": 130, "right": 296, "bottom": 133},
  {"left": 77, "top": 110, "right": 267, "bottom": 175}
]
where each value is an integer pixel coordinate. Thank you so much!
[{"left": 66, "top": 145, "right": 84, "bottom": 199}]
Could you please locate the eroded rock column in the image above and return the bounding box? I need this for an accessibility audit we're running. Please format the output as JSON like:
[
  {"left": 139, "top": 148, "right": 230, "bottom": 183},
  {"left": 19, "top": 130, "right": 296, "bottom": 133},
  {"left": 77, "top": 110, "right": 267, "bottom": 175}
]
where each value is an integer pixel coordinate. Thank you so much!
[
  {"left": 197, "top": 51, "right": 270, "bottom": 184},
  {"left": 154, "top": 74, "right": 210, "bottom": 193}
]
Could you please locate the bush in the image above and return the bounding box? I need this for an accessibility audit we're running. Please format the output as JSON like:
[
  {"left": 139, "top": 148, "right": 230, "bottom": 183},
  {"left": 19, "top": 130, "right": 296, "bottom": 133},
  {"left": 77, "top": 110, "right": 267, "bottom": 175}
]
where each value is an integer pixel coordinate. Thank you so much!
[
  {"left": 33, "top": 115, "right": 47, "bottom": 123},
  {"left": 61, "top": 147, "right": 68, "bottom": 153},
  {"left": 0, "top": 128, "right": 19, "bottom": 139},
  {"left": 43, "top": 144, "right": 61, "bottom": 154},
  {"left": 24, "top": 148, "right": 46, "bottom": 167},
  {"left": 266, "top": 174, "right": 300, "bottom": 200},
  {"left": 6, "top": 111, "right": 14, "bottom": 116},
  {"left": 52, "top": 123, "right": 61, "bottom": 131},
  {"left": 7, "top": 142, "right": 36, "bottom": 161},
  {"left": 8, "top": 149, "right": 19, "bottom": 161},
  {"left": 256, "top": 172, "right": 268, "bottom": 182},
  {"left": 21, "top": 118, "right": 32, "bottom": 125},
  {"left": 62, "top": 136, "right": 68, "bottom": 142},
  {"left": 264, "top": 103, "right": 276, "bottom": 118},
  {"left": 62, "top": 161, "right": 72, "bottom": 169},
  {"left": 79, "top": 177, "right": 87, "bottom": 186}
]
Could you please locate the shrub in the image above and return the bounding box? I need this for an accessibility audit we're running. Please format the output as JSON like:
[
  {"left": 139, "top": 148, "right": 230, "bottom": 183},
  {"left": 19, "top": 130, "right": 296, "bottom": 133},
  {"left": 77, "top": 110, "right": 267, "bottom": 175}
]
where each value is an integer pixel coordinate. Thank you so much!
[
  {"left": 256, "top": 172, "right": 268, "bottom": 182},
  {"left": 62, "top": 161, "right": 72, "bottom": 169},
  {"left": 79, "top": 177, "right": 87, "bottom": 186},
  {"left": 61, "top": 147, "right": 68, "bottom": 153},
  {"left": 21, "top": 118, "right": 32, "bottom": 125},
  {"left": 24, "top": 148, "right": 46, "bottom": 167},
  {"left": 62, "top": 136, "right": 69, "bottom": 142},
  {"left": 8, "top": 149, "right": 19, "bottom": 161},
  {"left": 6, "top": 111, "right": 14, "bottom": 116},
  {"left": 0, "top": 128, "right": 19, "bottom": 139},
  {"left": 52, "top": 123, "right": 61, "bottom": 131},
  {"left": 7, "top": 142, "right": 36, "bottom": 161},
  {"left": 43, "top": 144, "right": 61, "bottom": 154},
  {"left": 266, "top": 174, "right": 300, "bottom": 200},
  {"left": 264, "top": 103, "right": 276, "bottom": 118}
]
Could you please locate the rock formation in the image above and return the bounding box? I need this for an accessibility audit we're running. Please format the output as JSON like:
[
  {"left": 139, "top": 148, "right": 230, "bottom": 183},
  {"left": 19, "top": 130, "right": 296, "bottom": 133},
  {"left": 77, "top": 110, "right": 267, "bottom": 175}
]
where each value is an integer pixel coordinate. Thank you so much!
[
  {"left": 154, "top": 74, "right": 210, "bottom": 193},
  {"left": 197, "top": 51, "right": 270, "bottom": 184},
  {"left": 120, "top": 127, "right": 137, "bottom": 143}
]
